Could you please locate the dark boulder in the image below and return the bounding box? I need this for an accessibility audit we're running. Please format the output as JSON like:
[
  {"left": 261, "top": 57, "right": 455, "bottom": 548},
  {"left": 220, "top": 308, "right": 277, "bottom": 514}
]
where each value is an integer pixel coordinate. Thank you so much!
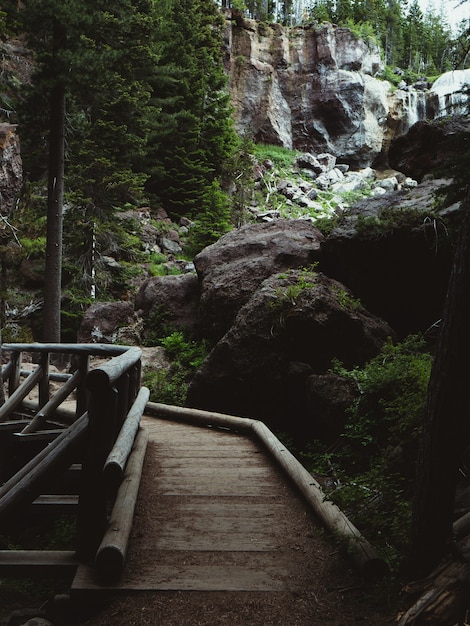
[
  {"left": 321, "top": 178, "right": 456, "bottom": 337},
  {"left": 135, "top": 273, "right": 200, "bottom": 339},
  {"left": 187, "top": 269, "right": 393, "bottom": 435},
  {"left": 388, "top": 116, "right": 470, "bottom": 182},
  {"left": 305, "top": 373, "right": 357, "bottom": 444},
  {"left": 77, "top": 301, "right": 137, "bottom": 344},
  {"left": 194, "top": 219, "right": 324, "bottom": 342}
]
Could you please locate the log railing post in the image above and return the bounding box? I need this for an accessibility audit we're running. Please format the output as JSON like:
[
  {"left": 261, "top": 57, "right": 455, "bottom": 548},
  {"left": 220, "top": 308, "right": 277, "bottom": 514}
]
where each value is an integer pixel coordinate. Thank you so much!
[
  {"left": 38, "top": 351, "right": 50, "bottom": 409},
  {"left": 9, "top": 350, "right": 21, "bottom": 396},
  {"left": 77, "top": 381, "right": 118, "bottom": 561},
  {"left": 75, "top": 354, "right": 89, "bottom": 420}
]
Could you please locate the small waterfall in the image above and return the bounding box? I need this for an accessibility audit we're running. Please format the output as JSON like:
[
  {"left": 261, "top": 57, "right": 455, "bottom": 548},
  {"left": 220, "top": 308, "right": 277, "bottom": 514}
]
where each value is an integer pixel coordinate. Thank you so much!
[
  {"left": 404, "top": 89, "right": 427, "bottom": 127},
  {"left": 429, "top": 69, "right": 470, "bottom": 117}
]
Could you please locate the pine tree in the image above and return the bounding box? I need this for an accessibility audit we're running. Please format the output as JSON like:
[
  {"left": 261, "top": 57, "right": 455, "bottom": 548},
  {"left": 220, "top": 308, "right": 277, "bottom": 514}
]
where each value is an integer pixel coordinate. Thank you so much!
[
  {"left": 147, "top": 0, "right": 237, "bottom": 218},
  {"left": 16, "top": 0, "right": 160, "bottom": 323}
]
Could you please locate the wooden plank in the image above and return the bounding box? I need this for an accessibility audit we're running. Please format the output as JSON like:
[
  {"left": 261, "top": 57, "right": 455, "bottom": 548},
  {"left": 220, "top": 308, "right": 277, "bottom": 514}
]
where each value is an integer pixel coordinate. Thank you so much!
[
  {"left": 0, "top": 550, "right": 77, "bottom": 578},
  {"left": 149, "top": 498, "right": 290, "bottom": 518},
  {"left": 73, "top": 563, "right": 285, "bottom": 592},
  {"left": 156, "top": 482, "right": 281, "bottom": 497},
  {"left": 156, "top": 466, "right": 276, "bottom": 479},
  {"left": 153, "top": 531, "right": 279, "bottom": 551},
  {"left": 32, "top": 494, "right": 79, "bottom": 514},
  {"left": 153, "top": 447, "right": 259, "bottom": 458},
  {"left": 157, "top": 456, "right": 266, "bottom": 468}
]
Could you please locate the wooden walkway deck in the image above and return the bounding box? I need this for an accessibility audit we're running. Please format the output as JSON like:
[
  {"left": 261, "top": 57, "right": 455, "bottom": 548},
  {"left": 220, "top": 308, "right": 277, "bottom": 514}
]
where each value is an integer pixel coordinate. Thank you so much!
[{"left": 72, "top": 415, "right": 323, "bottom": 595}]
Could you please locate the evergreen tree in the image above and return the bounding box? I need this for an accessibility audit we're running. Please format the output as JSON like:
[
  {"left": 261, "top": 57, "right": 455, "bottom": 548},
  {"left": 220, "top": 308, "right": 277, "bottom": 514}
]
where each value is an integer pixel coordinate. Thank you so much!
[
  {"left": 148, "top": 0, "right": 237, "bottom": 218},
  {"left": 16, "top": 0, "right": 159, "bottom": 324},
  {"left": 402, "top": 0, "right": 425, "bottom": 71}
]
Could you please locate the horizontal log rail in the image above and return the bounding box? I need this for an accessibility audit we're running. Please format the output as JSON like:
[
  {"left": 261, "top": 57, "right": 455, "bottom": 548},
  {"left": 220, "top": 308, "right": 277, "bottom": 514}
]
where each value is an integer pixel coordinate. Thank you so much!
[
  {"left": 0, "top": 412, "right": 89, "bottom": 518},
  {"left": 103, "top": 386, "right": 150, "bottom": 493}
]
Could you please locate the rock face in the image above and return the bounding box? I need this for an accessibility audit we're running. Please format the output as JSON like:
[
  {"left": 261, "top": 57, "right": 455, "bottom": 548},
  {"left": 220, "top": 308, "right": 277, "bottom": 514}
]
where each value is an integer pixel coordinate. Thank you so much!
[
  {"left": 77, "top": 301, "right": 139, "bottom": 344},
  {"left": 0, "top": 123, "right": 22, "bottom": 215},
  {"left": 187, "top": 268, "right": 394, "bottom": 434},
  {"left": 194, "top": 219, "right": 324, "bottom": 341},
  {"left": 225, "top": 12, "right": 469, "bottom": 168},
  {"left": 226, "top": 15, "right": 390, "bottom": 166}
]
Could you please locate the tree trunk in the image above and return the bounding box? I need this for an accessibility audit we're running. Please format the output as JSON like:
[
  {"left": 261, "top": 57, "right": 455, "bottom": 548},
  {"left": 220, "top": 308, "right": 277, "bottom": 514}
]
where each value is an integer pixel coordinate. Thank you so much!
[
  {"left": 411, "top": 197, "right": 470, "bottom": 576},
  {"left": 42, "top": 20, "right": 66, "bottom": 343}
]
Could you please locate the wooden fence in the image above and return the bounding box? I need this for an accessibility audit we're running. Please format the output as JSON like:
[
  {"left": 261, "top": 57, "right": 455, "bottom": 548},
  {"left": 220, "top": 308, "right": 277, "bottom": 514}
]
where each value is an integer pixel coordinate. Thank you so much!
[{"left": 0, "top": 343, "right": 148, "bottom": 581}]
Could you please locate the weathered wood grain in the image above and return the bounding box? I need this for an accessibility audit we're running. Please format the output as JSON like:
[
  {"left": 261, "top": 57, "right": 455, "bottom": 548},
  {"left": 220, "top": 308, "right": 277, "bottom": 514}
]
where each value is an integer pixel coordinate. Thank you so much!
[{"left": 72, "top": 416, "right": 318, "bottom": 594}]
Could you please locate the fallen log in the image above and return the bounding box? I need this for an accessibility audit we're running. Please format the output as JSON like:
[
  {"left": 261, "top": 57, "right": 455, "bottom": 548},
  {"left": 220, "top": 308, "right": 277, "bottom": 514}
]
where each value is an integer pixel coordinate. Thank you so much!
[
  {"left": 95, "top": 427, "right": 149, "bottom": 582},
  {"left": 398, "top": 559, "right": 470, "bottom": 625}
]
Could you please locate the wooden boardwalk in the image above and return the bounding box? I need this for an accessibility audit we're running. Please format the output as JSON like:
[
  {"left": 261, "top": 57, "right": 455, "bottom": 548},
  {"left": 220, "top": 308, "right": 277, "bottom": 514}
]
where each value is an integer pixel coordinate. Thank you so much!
[{"left": 72, "top": 415, "right": 323, "bottom": 595}]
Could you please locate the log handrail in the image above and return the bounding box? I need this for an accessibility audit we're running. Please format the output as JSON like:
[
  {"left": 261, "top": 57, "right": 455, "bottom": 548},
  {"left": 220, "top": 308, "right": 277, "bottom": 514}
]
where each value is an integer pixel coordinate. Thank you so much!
[
  {"left": 0, "top": 343, "right": 144, "bottom": 575},
  {"left": 86, "top": 346, "right": 142, "bottom": 391},
  {"left": 21, "top": 368, "right": 83, "bottom": 434},
  {"left": 0, "top": 364, "right": 44, "bottom": 422},
  {"left": 103, "top": 386, "right": 150, "bottom": 492}
]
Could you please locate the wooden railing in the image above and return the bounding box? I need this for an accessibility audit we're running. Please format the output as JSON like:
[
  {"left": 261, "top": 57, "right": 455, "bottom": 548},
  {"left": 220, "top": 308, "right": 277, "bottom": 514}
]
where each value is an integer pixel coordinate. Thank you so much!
[{"left": 0, "top": 343, "right": 148, "bottom": 581}]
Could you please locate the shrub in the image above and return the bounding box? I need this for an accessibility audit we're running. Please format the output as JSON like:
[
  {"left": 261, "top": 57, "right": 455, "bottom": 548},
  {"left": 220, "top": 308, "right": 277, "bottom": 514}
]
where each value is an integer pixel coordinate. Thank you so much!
[
  {"left": 305, "top": 334, "right": 433, "bottom": 570},
  {"left": 143, "top": 331, "right": 209, "bottom": 405}
]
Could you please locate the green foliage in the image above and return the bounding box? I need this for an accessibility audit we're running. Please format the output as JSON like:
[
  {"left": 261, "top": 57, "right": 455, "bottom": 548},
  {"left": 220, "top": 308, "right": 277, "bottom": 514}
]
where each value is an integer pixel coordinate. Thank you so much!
[
  {"left": 161, "top": 331, "right": 208, "bottom": 370},
  {"left": 143, "top": 330, "right": 209, "bottom": 405},
  {"left": 331, "top": 285, "right": 362, "bottom": 311},
  {"left": 252, "top": 143, "right": 300, "bottom": 171},
  {"left": 147, "top": 0, "right": 238, "bottom": 218},
  {"left": 185, "top": 180, "right": 232, "bottom": 257},
  {"left": 342, "top": 18, "right": 377, "bottom": 46},
  {"left": 354, "top": 207, "right": 442, "bottom": 240},
  {"left": 18, "top": 236, "right": 46, "bottom": 257},
  {"left": 271, "top": 265, "right": 318, "bottom": 309},
  {"left": 306, "top": 335, "right": 433, "bottom": 569}
]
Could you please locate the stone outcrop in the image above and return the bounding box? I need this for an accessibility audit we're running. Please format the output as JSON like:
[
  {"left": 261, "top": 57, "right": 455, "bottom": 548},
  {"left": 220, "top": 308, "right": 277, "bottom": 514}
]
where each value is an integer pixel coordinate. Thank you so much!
[
  {"left": 226, "top": 15, "right": 390, "bottom": 166},
  {"left": 194, "top": 219, "right": 324, "bottom": 341},
  {"left": 187, "top": 268, "right": 394, "bottom": 434},
  {"left": 389, "top": 115, "right": 470, "bottom": 182},
  {"left": 77, "top": 301, "right": 140, "bottom": 344},
  {"left": 0, "top": 123, "right": 22, "bottom": 215},
  {"left": 321, "top": 176, "right": 457, "bottom": 336}
]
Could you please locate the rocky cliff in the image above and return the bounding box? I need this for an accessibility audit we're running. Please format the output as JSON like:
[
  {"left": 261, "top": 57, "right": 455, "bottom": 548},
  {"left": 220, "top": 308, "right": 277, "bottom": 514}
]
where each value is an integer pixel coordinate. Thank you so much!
[{"left": 224, "top": 11, "right": 468, "bottom": 168}]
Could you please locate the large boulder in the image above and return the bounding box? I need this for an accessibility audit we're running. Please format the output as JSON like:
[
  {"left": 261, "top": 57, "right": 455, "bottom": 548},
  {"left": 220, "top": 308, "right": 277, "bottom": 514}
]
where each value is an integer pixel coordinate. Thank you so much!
[
  {"left": 388, "top": 116, "right": 470, "bottom": 182},
  {"left": 321, "top": 177, "right": 456, "bottom": 337},
  {"left": 77, "top": 301, "right": 139, "bottom": 344},
  {"left": 187, "top": 268, "right": 394, "bottom": 435},
  {"left": 194, "top": 219, "right": 324, "bottom": 342},
  {"left": 135, "top": 273, "right": 200, "bottom": 339}
]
